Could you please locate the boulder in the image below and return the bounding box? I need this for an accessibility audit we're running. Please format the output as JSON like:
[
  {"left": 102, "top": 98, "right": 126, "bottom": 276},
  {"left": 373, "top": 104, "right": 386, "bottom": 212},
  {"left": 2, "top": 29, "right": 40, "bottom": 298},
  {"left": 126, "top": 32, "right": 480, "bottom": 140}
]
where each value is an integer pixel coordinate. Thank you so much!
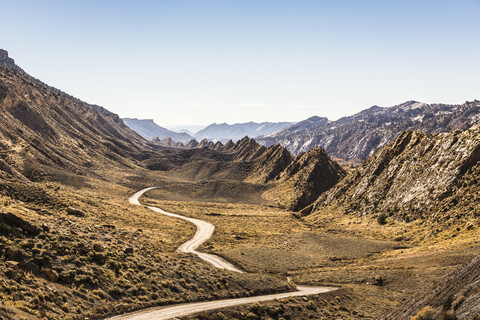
[
  {"left": 20, "top": 260, "right": 40, "bottom": 275},
  {"left": 67, "top": 207, "right": 86, "bottom": 217},
  {"left": 44, "top": 268, "right": 59, "bottom": 282},
  {"left": 0, "top": 212, "right": 39, "bottom": 234},
  {"left": 6, "top": 247, "right": 27, "bottom": 262}
]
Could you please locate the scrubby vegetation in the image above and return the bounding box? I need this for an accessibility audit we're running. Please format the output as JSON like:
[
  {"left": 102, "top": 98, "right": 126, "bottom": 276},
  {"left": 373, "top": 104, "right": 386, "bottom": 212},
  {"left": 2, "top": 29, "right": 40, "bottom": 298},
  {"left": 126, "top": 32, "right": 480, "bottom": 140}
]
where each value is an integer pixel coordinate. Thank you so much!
[{"left": 0, "top": 180, "right": 290, "bottom": 320}]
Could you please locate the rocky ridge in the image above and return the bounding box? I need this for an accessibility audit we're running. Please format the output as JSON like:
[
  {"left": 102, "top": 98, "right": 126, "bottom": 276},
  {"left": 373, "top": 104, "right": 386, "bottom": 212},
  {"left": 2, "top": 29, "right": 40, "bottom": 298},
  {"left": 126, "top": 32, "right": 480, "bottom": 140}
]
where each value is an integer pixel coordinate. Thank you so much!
[
  {"left": 263, "top": 147, "right": 346, "bottom": 211},
  {"left": 306, "top": 124, "right": 480, "bottom": 228},
  {"left": 385, "top": 255, "right": 480, "bottom": 319},
  {"left": 141, "top": 136, "right": 345, "bottom": 211},
  {"left": 257, "top": 100, "right": 480, "bottom": 161},
  {"left": 0, "top": 52, "right": 157, "bottom": 185}
]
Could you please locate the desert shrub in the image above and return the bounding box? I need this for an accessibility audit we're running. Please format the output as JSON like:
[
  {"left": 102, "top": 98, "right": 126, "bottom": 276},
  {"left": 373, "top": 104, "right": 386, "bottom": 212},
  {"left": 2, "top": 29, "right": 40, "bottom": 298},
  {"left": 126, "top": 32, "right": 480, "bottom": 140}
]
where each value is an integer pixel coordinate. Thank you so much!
[
  {"left": 0, "top": 222, "right": 12, "bottom": 234},
  {"left": 377, "top": 212, "right": 387, "bottom": 225},
  {"left": 411, "top": 306, "right": 435, "bottom": 320},
  {"left": 439, "top": 311, "right": 457, "bottom": 320}
]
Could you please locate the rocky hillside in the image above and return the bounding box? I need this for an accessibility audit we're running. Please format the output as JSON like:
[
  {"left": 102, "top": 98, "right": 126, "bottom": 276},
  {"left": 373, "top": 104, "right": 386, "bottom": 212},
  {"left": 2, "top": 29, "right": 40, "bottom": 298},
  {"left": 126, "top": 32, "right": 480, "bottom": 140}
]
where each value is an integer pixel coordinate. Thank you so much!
[
  {"left": 0, "top": 49, "right": 23, "bottom": 73},
  {"left": 385, "top": 254, "right": 480, "bottom": 319},
  {"left": 245, "top": 144, "right": 294, "bottom": 183},
  {"left": 123, "top": 118, "right": 193, "bottom": 143},
  {"left": 0, "top": 50, "right": 159, "bottom": 185},
  {"left": 257, "top": 100, "right": 480, "bottom": 160},
  {"left": 306, "top": 124, "right": 480, "bottom": 229},
  {"left": 0, "top": 52, "right": 163, "bottom": 185},
  {"left": 195, "top": 121, "right": 293, "bottom": 143},
  {"left": 141, "top": 136, "right": 345, "bottom": 210},
  {"left": 262, "top": 147, "right": 346, "bottom": 211}
]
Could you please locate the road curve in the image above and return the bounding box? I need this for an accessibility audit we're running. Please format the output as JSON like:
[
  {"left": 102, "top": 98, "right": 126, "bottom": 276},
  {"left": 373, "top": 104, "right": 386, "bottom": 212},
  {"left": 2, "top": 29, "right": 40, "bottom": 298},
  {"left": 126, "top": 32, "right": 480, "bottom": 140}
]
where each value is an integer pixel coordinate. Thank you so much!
[
  {"left": 108, "top": 285, "right": 333, "bottom": 320},
  {"left": 129, "top": 187, "right": 242, "bottom": 272},
  {"left": 108, "top": 187, "right": 337, "bottom": 320}
]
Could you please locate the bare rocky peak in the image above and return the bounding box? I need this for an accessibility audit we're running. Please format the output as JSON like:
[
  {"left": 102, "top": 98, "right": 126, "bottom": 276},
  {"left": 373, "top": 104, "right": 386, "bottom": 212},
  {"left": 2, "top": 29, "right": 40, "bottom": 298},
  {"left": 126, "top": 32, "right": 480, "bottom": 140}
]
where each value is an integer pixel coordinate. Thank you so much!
[
  {"left": 262, "top": 146, "right": 346, "bottom": 211},
  {"left": 230, "top": 136, "right": 267, "bottom": 161},
  {"left": 223, "top": 140, "right": 235, "bottom": 150},
  {"left": 213, "top": 141, "right": 224, "bottom": 151},
  {"left": 246, "top": 144, "right": 295, "bottom": 183},
  {"left": 0, "top": 49, "right": 16, "bottom": 68},
  {"left": 0, "top": 49, "right": 12, "bottom": 62},
  {"left": 185, "top": 139, "right": 199, "bottom": 149}
]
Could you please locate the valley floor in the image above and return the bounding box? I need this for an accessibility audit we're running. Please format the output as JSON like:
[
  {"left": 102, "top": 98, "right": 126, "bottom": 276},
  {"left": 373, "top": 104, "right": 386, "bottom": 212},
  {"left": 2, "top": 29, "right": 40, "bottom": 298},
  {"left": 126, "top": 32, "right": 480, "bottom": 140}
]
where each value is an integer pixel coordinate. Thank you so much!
[{"left": 1, "top": 169, "right": 479, "bottom": 319}]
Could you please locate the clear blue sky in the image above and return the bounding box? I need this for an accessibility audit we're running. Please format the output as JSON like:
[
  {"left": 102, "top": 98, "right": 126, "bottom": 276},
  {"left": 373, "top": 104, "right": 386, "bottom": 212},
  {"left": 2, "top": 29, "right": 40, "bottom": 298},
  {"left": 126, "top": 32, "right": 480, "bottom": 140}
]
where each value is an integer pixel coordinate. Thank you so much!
[{"left": 1, "top": 0, "right": 479, "bottom": 128}]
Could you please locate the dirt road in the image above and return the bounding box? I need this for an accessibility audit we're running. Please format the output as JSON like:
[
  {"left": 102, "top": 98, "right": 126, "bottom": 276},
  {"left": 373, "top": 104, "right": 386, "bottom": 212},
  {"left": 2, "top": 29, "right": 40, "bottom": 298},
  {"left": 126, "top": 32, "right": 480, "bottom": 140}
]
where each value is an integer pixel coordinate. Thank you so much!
[{"left": 107, "top": 187, "right": 336, "bottom": 320}]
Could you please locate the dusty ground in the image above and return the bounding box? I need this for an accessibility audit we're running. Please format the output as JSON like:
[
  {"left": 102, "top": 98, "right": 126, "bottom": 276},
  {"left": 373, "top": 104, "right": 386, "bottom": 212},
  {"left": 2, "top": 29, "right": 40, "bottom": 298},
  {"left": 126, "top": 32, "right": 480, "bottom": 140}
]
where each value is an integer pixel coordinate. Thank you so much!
[
  {"left": 143, "top": 187, "right": 480, "bottom": 319},
  {"left": 0, "top": 174, "right": 290, "bottom": 320},
  {"left": 2, "top": 165, "right": 480, "bottom": 320}
]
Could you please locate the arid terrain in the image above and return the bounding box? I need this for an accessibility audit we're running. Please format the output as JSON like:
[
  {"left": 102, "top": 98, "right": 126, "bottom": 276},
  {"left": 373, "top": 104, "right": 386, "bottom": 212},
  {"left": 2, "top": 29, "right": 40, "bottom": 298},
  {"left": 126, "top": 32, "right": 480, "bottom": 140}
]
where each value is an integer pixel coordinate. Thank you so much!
[{"left": 1, "top": 48, "right": 480, "bottom": 320}]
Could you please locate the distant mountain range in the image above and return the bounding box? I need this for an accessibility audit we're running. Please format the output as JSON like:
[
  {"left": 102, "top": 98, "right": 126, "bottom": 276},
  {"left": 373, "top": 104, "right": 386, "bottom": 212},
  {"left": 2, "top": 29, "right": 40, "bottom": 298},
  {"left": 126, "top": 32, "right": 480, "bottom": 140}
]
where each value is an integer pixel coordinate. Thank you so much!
[
  {"left": 123, "top": 119, "right": 294, "bottom": 145},
  {"left": 194, "top": 121, "right": 294, "bottom": 142},
  {"left": 122, "top": 118, "right": 194, "bottom": 143},
  {"left": 257, "top": 100, "right": 480, "bottom": 161}
]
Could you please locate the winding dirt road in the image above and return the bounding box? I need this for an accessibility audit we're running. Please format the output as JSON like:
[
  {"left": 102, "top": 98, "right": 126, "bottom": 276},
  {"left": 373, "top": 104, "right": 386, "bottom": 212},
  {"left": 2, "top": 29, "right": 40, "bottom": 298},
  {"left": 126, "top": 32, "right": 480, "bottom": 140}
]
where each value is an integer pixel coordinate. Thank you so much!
[
  {"left": 129, "top": 187, "right": 242, "bottom": 272},
  {"left": 107, "top": 187, "right": 336, "bottom": 320}
]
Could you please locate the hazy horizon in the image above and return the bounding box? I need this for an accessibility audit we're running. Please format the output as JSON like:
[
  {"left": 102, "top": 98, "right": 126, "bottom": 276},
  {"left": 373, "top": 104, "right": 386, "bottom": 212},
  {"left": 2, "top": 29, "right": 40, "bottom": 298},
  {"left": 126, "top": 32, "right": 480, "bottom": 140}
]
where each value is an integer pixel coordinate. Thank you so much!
[{"left": 2, "top": 0, "right": 479, "bottom": 127}]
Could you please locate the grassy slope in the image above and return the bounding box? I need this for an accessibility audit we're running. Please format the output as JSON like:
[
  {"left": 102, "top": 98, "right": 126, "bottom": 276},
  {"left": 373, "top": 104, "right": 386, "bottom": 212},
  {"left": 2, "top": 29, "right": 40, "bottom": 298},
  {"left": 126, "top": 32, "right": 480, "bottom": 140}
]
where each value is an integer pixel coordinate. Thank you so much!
[{"left": 0, "top": 173, "right": 291, "bottom": 320}]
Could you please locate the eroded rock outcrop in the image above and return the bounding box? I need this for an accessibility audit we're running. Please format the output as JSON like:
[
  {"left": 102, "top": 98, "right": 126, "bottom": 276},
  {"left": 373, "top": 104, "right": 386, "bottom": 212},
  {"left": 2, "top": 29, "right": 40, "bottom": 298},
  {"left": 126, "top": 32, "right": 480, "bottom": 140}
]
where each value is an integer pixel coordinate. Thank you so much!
[
  {"left": 307, "top": 124, "right": 480, "bottom": 223},
  {"left": 263, "top": 147, "right": 346, "bottom": 211}
]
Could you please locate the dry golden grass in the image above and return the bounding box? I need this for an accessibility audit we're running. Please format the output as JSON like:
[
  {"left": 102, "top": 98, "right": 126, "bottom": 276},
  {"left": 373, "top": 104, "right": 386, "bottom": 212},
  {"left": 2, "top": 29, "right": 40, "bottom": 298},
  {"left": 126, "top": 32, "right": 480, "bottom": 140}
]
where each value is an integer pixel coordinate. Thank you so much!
[
  {"left": 3, "top": 159, "right": 480, "bottom": 319},
  {"left": 0, "top": 175, "right": 291, "bottom": 320},
  {"left": 139, "top": 182, "right": 480, "bottom": 320}
]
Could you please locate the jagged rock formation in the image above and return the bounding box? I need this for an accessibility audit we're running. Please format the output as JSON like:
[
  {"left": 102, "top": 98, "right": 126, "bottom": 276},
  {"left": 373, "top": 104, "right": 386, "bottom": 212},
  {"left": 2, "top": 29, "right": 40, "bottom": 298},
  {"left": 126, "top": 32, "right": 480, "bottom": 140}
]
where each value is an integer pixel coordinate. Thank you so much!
[
  {"left": 223, "top": 139, "right": 235, "bottom": 151},
  {"left": 185, "top": 139, "right": 199, "bottom": 149},
  {"left": 263, "top": 147, "right": 346, "bottom": 211},
  {"left": 158, "top": 137, "right": 183, "bottom": 148},
  {"left": 142, "top": 136, "right": 344, "bottom": 210},
  {"left": 307, "top": 125, "right": 480, "bottom": 224},
  {"left": 246, "top": 144, "right": 294, "bottom": 183},
  {"left": 195, "top": 121, "right": 293, "bottom": 143},
  {"left": 197, "top": 138, "right": 215, "bottom": 149},
  {"left": 0, "top": 50, "right": 21, "bottom": 72},
  {"left": 230, "top": 137, "right": 267, "bottom": 162},
  {"left": 257, "top": 101, "right": 480, "bottom": 160},
  {"left": 213, "top": 141, "right": 224, "bottom": 151},
  {"left": 123, "top": 118, "right": 193, "bottom": 143}
]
